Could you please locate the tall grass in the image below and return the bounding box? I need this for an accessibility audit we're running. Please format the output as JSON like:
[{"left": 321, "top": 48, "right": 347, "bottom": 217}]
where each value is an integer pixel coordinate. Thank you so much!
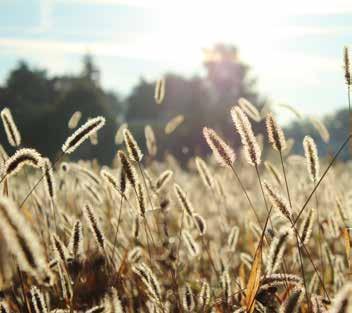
[{"left": 0, "top": 58, "right": 351, "bottom": 313}]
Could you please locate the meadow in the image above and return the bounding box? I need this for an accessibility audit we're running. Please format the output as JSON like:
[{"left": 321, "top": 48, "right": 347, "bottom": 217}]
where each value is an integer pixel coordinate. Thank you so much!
[{"left": 0, "top": 70, "right": 351, "bottom": 313}]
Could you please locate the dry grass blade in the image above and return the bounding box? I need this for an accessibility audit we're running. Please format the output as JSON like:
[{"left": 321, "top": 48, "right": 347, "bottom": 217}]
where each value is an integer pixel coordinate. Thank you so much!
[
  {"left": 343, "top": 228, "right": 351, "bottom": 268},
  {"left": 245, "top": 244, "right": 262, "bottom": 313}
]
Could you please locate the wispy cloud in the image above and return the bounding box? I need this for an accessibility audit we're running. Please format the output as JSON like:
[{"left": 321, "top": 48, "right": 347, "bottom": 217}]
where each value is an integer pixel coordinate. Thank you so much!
[
  {"left": 0, "top": 36, "right": 341, "bottom": 82},
  {"left": 0, "top": 38, "right": 168, "bottom": 62},
  {"left": 56, "top": 0, "right": 352, "bottom": 15}
]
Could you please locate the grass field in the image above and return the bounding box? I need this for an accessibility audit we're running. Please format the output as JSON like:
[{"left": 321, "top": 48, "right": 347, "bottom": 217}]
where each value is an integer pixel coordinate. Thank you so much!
[{"left": 0, "top": 77, "right": 351, "bottom": 313}]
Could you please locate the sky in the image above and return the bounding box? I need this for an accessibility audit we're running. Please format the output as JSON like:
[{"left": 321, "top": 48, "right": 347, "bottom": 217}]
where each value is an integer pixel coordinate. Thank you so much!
[{"left": 0, "top": 0, "right": 351, "bottom": 123}]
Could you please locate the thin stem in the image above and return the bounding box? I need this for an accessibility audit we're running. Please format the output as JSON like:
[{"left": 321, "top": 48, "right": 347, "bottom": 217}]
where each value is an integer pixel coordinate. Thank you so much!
[
  {"left": 278, "top": 150, "right": 311, "bottom": 310},
  {"left": 291, "top": 222, "right": 331, "bottom": 301},
  {"left": 279, "top": 152, "right": 330, "bottom": 301},
  {"left": 19, "top": 152, "right": 65, "bottom": 209},
  {"left": 201, "top": 236, "right": 218, "bottom": 278},
  {"left": 254, "top": 163, "right": 292, "bottom": 284},
  {"left": 276, "top": 152, "right": 296, "bottom": 288},
  {"left": 248, "top": 205, "right": 273, "bottom": 312},
  {"left": 254, "top": 165, "right": 274, "bottom": 231},
  {"left": 349, "top": 85, "right": 351, "bottom": 114},
  {"left": 175, "top": 209, "right": 185, "bottom": 272},
  {"left": 137, "top": 162, "right": 163, "bottom": 243},
  {"left": 293, "top": 134, "right": 352, "bottom": 226},
  {"left": 279, "top": 152, "right": 292, "bottom": 208},
  {"left": 230, "top": 165, "right": 261, "bottom": 228},
  {"left": 229, "top": 165, "right": 272, "bottom": 250},
  {"left": 314, "top": 183, "right": 326, "bottom": 285},
  {"left": 210, "top": 186, "right": 229, "bottom": 232},
  {"left": 110, "top": 195, "right": 124, "bottom": 271},
  {"left": 143, "top": 217, "right": 153, "bottom": 263},
  {"left": 131, "top": 184, "right": 155, "bottom": 262},
  {"left": 294, "top": 232, "right": 311, "bottom": 311},
  {"left": 349, "top": 85, "right": 352, "bottom": 161}
]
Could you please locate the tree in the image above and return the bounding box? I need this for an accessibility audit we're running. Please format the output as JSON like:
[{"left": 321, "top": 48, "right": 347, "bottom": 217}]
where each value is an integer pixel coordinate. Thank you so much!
[
  {"left": 0, "top": 56, "right": 123, "bottom": 164},
  {"left": 125, "top": 44, "right": 268, "bottom": 163},
  {"left": 203, "top": 44, "right": 267, "bottom": 141}
]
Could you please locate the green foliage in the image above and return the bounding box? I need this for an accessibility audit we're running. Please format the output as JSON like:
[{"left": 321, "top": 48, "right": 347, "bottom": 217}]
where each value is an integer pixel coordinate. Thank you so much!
[{"left": 0, "top": 56, "right": 122, "bottom": 163}]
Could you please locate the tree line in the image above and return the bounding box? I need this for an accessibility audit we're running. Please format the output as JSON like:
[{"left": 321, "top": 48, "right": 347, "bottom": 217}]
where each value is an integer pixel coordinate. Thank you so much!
[{"left": 0, "top": 44, "right": 349, "bottom": 164}]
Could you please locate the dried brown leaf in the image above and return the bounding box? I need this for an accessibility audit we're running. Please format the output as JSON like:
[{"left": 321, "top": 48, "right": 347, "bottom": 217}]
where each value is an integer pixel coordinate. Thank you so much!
[{"left": 245, "top": 244, "right": 262, "bottom": 313}]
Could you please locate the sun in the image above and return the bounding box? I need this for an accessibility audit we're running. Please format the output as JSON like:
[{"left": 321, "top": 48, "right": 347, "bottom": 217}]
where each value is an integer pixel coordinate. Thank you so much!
[{"left": 155, "top": 1, "right": 283, "bottom": 66}]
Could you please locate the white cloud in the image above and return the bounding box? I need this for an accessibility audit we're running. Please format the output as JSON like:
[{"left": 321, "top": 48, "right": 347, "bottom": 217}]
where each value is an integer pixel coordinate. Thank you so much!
[
  {"left": 0, "top": 36, "right": 341, "bottom": 84},
  {"left": 56, "top": 0, "right": 352, "bottom": 15}
]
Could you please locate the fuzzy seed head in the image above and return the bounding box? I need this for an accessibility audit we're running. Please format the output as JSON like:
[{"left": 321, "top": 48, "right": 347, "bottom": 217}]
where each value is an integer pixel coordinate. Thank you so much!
[
  {"left": 0, "top": 197, "right": 47, "bottom": 277},
  {"left": 155, "top": 170, "right": 173, "bottom": 192},
  {"left": 4, "top": 148, "right": 42, "bottom": 177},
  {"left": 165, "top": 115, "right": 184, "bottom": 134},
  {"left": 42, "top": 158, "right": 56, "bottom": 200},
  {"left": 101, "top": 169, "right": 119, "bottom": 191},
  {"left": 193, "top": 213, "right": 207, "bottom": 236},
  {"left": 221, "top": 270, "right": 232, "bottom": 304},
  {"left": 145, "top": 125, "right": 157, "bottom": 157},
  {"left": 68, "top": 111, "right": 82, "bottom": 129},
  {"left": 231, "top": 106, "right": 261, "bottom": 166},
  {"left": 330, "top": 282, "right": 352, "bottom": 313},
  {"left": 195, "top": 157, "right": 214, "bottom": 190},
  {"left": 137, "top": 182, "right": 146, "bottom": 216},
  {"left": 174, "top": 184, "right": 194, "bottom": 217},
  {"left": 344, "top": 46, "right": 351, "bottom": 86},
  {"left": 118, "top": 150, "right": 137, "bottom": 189},
  {"left": 266, "top": 227, "right": 292, "bottom": 274},
  {"left": 298, "top": 209, "right": 315, "bottom": 247},
  {"left": 264, "top": 181, "right": 292, "bottom": 221},
  {"left": 266, "top": 113, "right": 286, "bottom": 152},
  {"left": 1, "top": 107, "right": 21, "bottom": 147},
  {"left": 123, "top": 129, "right": 143, "bottom": 162},
  {"left": 155, "top": 78, "right": 165, "bottom": 104},
  {"left": 203, "top": 127, "right": 235, "bottom": 167},
  {"left": 69, "top": 220, "right": 83, "bottom": 258},
  {"left": 62, "top": 116, "right": 105, "bottom": 154},
  {"left": 199, "top": 280, "right": 211, "bottom": 307},
  {"left": 182, "top": 284, "right": 195, "bottom": 312},
  {"left": 115, "top": 123, "right": 128, "bottom": 145},
  {"left": 182, "top": 230, "right": 199, "bottom": 257},
  {"left": 83, "top": 203, "right": 105, "bottom": 251},
  {"left": 303, "top": 136, "right": 320, "bottom": 183},
  {"left": 238, "top": 98, "right": 261, "bottom": 122},
  {"left": 228, "top": 226, "right": 239, "bottom": 252},
  {"left": 31, "top": 286, "right": 48, "bottom": 313},
  {"left": 51, "top": 234, "right": 68, "bottom": 264}
]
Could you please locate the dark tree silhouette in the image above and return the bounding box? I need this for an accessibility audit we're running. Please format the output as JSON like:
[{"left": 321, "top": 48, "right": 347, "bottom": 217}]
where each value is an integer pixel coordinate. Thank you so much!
[{"left": 0, "top": 56, "right": 122, "bottom": 164}]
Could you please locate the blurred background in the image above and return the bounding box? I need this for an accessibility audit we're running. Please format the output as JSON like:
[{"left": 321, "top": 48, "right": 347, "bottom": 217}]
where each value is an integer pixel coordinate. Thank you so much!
[{"left": 0, "top": 0, "right": 351, "bottom": 164}]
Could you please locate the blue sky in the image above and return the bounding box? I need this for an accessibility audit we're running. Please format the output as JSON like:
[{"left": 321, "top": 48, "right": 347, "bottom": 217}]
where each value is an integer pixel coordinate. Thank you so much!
[{"left": 0, "top": 0, "right": 351, "bottom": 123}]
